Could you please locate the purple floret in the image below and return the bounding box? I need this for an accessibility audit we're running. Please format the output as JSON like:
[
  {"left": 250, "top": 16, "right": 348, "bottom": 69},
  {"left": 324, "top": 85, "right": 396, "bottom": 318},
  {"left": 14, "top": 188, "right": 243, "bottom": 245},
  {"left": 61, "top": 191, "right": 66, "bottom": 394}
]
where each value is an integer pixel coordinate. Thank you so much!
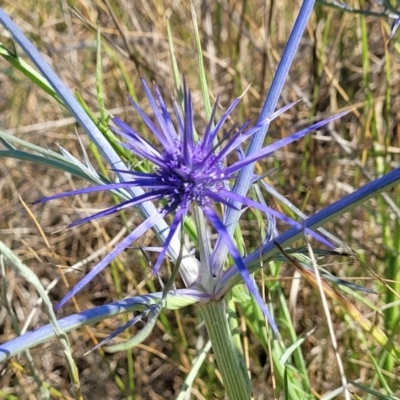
[{"left": 36, "top": 78, "right": 347, "bottom": 333}]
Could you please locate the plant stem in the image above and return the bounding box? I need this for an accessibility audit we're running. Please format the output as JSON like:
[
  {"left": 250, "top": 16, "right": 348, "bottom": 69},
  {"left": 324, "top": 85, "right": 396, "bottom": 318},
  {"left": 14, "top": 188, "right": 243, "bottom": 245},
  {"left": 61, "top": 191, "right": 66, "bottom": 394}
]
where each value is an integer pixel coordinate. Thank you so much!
[
  {"left": 200, "top": 301, "right": 252, "bottom": 400},
  {"left": 192, "top": 204, "right": 251, "bottom": 399},
  {"left": 193, "top": 206, "right": 213, "bottom": 292}
]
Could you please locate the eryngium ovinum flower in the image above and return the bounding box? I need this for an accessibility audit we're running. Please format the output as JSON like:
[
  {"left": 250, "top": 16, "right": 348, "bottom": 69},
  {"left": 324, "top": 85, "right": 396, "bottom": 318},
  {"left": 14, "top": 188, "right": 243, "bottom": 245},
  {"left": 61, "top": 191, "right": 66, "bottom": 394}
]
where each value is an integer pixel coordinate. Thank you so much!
[{"left": 35, "top": 79, "right": 346, "bottom": 331}]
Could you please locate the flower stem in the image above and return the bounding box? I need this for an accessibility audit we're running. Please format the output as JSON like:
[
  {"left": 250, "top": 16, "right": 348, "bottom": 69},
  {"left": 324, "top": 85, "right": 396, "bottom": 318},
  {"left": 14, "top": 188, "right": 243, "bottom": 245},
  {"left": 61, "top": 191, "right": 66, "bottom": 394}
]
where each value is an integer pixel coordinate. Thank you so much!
[
  {"left": 193, "top": 205, "right": 213, "bottom": 292},
  {"left": 192, "top": 204, "right": 251, "bottom": 399},
  {"left": 200, "top": 301, "right": 251, "bottom": 400}
]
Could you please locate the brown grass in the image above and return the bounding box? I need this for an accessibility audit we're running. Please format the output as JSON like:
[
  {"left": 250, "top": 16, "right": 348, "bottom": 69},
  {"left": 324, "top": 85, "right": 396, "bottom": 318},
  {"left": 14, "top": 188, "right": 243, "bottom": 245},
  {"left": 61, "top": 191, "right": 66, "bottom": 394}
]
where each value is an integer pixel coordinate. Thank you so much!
[{"left": 0, "top": 0, "right": 400, "bottom": 399}]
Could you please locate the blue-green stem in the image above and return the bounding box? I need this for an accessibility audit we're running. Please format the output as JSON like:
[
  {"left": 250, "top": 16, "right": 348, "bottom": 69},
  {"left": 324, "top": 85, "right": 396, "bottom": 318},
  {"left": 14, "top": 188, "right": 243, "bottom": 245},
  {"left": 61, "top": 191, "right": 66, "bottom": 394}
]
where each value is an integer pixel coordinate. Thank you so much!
[
  {"left": 193, "top": 206, "right": 213, "bottom": 293},
  {"left": 193, "top": 205, "right": 251, "bottom": 399}
]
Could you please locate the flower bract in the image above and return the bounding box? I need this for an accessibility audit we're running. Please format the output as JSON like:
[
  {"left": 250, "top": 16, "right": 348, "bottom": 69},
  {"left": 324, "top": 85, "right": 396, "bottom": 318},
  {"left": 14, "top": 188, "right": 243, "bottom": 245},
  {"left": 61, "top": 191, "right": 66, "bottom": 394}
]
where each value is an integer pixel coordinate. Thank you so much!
[{"left": 35, "top": 78, "right": 347, "bottom": 330}]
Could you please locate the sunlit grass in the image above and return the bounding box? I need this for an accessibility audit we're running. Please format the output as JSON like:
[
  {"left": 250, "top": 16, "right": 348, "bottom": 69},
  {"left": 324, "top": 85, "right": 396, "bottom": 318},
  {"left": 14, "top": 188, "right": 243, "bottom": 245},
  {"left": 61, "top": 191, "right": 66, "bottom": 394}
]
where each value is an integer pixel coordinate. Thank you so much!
[{"left": 0, "top": 0, "right": 399, "bottom": 399}]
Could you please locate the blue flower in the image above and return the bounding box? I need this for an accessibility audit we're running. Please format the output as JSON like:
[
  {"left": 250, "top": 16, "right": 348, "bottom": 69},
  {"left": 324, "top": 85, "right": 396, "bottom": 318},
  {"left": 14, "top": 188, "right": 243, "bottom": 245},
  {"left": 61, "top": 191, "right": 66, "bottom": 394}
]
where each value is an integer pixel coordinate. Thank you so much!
[{"left": 35, "top": 78, "right": 347, "bottom": 327}]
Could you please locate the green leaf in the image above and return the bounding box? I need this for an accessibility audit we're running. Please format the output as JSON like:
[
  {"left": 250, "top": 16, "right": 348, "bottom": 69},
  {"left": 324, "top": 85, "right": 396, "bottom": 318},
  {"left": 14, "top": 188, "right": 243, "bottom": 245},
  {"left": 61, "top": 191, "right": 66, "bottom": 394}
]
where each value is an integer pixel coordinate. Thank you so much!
[{"left": 0, "top": 43, "right": 64, "bottom": 105}]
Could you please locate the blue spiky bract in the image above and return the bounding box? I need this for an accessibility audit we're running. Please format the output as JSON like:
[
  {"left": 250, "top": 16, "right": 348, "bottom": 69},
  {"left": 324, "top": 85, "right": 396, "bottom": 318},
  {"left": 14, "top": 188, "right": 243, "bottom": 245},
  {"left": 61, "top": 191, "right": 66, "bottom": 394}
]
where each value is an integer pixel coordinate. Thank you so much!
[{"left": 35, "top": 78, "right": 347, "bottom": 332}]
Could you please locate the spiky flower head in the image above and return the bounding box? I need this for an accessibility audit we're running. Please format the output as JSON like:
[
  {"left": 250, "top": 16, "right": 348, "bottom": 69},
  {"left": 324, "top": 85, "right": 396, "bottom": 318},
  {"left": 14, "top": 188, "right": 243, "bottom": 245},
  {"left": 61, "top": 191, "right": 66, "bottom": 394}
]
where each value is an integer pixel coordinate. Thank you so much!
[{"left": 35, "top": 78, "right": 346, "bottom": 326}]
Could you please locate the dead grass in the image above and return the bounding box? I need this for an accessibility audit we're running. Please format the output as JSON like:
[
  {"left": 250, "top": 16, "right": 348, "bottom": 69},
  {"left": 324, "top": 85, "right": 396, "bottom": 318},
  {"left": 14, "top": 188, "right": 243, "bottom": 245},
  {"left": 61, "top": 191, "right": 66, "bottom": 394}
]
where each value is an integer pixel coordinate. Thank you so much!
[{"left": 0, "top": 0, "right": 399, "bottom": 399}]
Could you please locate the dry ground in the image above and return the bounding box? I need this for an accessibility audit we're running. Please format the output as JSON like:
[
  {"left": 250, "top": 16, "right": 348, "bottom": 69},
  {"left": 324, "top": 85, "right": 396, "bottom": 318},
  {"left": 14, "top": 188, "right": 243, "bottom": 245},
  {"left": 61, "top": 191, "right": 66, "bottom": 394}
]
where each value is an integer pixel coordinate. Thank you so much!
[{"left": 0, "top": 1, "right": 399, "bottom": 399}]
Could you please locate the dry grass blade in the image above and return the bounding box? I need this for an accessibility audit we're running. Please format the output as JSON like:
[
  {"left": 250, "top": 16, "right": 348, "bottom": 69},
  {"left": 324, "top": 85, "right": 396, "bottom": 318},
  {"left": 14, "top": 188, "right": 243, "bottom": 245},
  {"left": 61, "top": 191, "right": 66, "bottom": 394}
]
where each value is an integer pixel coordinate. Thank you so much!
[
  {"left": 274, "top": 242, "right": 400, "bottom": 363},
  {"left": 0, "top": 242, "right": 84, "bottom": 400},
  {"left": 1, "top": 0, "right": 399, "bottom": 397}
]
